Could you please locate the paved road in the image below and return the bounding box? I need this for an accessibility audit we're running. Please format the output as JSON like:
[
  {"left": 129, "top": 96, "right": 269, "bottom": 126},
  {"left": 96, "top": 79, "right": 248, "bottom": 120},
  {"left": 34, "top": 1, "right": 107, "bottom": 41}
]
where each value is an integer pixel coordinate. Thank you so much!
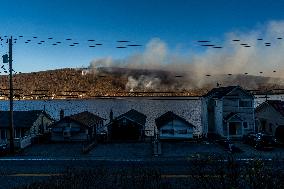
[
  {"left": 0, "top": 158, "right": 283, "bottom": 189},
  {"left": 1, "top": 142, "right": 283, "bottom": 189}
]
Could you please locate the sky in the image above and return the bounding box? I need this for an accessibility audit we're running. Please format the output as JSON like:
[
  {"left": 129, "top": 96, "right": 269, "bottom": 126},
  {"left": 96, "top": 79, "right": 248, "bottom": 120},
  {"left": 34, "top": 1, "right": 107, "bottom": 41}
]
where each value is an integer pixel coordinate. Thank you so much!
[{"left": 1, "top": 0, "right": 284, "bottom": 73}]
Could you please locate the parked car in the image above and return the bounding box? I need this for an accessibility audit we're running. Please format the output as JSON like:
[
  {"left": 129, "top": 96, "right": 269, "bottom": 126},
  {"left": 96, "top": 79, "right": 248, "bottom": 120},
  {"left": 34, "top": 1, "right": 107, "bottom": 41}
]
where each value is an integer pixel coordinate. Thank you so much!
[
  {"left": 243, "top": 132, "right": 275, "bottom": 151},
  {"left": 243, "top": 132, "right": 256, "bottom": 145}
]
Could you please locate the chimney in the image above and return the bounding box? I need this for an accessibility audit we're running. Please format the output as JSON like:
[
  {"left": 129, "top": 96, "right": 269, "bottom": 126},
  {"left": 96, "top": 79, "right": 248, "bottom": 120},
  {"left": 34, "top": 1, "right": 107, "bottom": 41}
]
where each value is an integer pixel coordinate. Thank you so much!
[
  {"left": 109, "top": 109, "right": 113, "bottom": 122},
  {"left": 60, "top": 109, "right": 64, "bottom": 120}
]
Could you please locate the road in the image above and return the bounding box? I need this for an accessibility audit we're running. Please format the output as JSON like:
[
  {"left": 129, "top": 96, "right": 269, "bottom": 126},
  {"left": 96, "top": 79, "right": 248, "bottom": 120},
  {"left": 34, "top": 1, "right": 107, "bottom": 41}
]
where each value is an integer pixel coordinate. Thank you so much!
[{"left": 0, "top": 158, "right": 283, "bottom": 189}]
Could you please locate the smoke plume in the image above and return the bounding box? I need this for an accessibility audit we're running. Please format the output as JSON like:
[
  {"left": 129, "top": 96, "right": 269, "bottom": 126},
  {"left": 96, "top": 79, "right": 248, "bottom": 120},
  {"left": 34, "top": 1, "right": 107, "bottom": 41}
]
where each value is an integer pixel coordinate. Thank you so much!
[{"left": 90, "top": 21, "right": 284, "bottom": 90}]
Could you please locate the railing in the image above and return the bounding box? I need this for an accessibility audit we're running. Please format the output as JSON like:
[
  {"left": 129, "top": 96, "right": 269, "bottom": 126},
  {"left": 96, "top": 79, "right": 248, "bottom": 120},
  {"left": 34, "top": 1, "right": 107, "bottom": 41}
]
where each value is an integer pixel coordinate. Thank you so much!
[
  {"left": 0, "top": 139, "right": 8, "bottom": 145},
  {"left": 14, "top": 136, "right": 32, "bottom": 149}
]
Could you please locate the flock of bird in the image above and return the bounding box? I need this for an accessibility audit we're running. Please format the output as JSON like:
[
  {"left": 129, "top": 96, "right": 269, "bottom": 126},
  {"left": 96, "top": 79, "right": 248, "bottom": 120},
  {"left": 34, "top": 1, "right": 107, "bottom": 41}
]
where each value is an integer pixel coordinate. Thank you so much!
[
  {"left": 0, "top": 35, "right": 142, "bottom": 48},
  {"left": 0, "top": 34, "right": 284, "bottom": 92},
  {"left": 198, "top": 37, "right": 283, "bottom": 77},
  {"left": 197, "top": 37, "right": 283, "bottom": 48},
  {"left": 0, "top": 34, "right": 283, "bottom": 76},
  {"left": 0, "top": 35, "right": 143, "bottom": 75}
]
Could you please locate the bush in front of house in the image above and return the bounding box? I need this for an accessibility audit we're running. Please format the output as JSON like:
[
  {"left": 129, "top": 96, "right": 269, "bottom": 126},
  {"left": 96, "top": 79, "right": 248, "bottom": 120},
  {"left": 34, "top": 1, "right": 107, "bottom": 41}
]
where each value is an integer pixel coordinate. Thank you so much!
[{"left": 190, "top": 155, "right": 284, "bottom": 189}]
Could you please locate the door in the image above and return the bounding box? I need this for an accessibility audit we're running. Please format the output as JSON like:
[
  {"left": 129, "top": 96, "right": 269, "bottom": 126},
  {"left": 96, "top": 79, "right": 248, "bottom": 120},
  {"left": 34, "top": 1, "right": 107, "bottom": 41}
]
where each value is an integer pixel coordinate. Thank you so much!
[
  {"left": 229, "top": 122, "right": 242, "bottom": 136},
  {"left": 260, "top": 120, "right": 267, "bottom": 132},
  {"left": 229, "top": 122, "right": 237, "bottom": 135}
]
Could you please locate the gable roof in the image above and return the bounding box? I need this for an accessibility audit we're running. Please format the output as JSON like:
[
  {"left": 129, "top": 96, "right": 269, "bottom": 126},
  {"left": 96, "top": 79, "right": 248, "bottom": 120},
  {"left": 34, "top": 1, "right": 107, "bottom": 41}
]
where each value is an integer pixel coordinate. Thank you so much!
[
  {"left": 223, "top": 112, "right": 243, "bottom": 122},
  {"left": 56, "top": 111, "right": 105, "bottom": 128},
  {"left": 155, "top": 111, "right": 195, "bottom": 129},
  {"left": 256, "top": 100, "right": 284, "bottom": 117},
  {"left": 203, "top": 85, "right": 253, "bottom": 99},
  {"left": 0, "top": 110, "right": 52, "bottom": 128},
  {"left": 114, "top": 109, "right": 147, "bottom": 126}
]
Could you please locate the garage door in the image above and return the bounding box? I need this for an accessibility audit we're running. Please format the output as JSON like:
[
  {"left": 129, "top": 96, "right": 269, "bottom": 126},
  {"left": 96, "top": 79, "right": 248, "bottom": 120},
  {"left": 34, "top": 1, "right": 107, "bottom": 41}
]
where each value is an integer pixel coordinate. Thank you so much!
[{"left": 111, "top": 122, "right": 141, "bottom": 141}]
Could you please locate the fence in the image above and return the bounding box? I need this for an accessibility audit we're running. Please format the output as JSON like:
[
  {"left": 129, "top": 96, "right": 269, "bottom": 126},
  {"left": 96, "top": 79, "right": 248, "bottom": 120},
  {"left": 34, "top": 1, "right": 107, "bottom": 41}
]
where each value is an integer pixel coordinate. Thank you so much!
[{"left": 14, "top": 136, "right": 32, "bottom": 149}]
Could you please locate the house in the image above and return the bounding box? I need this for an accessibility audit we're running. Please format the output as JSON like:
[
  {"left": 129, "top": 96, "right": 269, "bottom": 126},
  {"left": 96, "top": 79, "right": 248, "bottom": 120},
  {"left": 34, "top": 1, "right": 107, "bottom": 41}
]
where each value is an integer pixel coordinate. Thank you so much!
[
  {"left": 107, "top": 109, "right": 147, "bottom": 141},
  {"left": 51, "top": 111, "right": 105, "bottom": 142},
  {"left": 255, "top": 100, "right": 284, "bottom": 142},
  {"left": 155, "top": 111, "right": 195, "bottom": 140},
  {"left": 201, "top": 86, "right": 255, "bottom": 139},
  {"left": 0, "top": 110, "right": 54, "bottom": 148}
]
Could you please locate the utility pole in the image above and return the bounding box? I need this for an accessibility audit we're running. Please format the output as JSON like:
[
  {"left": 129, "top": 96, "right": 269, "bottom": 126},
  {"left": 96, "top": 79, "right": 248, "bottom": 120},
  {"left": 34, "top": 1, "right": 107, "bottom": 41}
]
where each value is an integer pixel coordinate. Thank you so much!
[{"left": 8, "top": 36, "right": 15, "bottom": 154}]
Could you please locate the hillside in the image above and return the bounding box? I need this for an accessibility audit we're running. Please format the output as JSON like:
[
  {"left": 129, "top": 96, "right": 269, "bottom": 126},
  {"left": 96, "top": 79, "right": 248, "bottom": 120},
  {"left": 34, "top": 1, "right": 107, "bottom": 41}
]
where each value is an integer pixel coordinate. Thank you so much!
[{"left": 0, "top": 68, "right": 283, "bottom": 99}]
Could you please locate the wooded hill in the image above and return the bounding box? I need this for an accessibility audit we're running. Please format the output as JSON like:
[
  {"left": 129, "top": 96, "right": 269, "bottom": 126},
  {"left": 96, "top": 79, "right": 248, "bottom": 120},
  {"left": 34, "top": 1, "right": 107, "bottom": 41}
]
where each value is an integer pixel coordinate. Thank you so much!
[{"left": 0, "top": 68, "right": 283, "bottom": 99}]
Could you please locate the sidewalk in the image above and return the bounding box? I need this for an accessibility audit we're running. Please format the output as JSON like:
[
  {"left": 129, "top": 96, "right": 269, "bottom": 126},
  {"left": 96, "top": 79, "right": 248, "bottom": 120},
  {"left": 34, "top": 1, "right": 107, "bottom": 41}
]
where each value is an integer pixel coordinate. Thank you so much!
[{"left": 1, "top": 142, "right": 283, "bottom": 161}]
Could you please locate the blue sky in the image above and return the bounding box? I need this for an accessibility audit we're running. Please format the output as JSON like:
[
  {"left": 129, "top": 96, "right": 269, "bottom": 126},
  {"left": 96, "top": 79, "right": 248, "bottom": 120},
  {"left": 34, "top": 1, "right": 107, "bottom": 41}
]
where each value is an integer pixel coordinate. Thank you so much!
[{"left": 1, "top": 0, "right": 284, "bottom": 73}]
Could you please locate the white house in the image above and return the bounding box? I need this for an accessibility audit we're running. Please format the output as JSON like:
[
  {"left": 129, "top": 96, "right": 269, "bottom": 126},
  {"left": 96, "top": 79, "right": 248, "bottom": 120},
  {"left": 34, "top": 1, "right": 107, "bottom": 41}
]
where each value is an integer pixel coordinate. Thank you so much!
[
  {"left": 201, "top": 86, "right": 255, "bottom": 139},
  {"left": 155, "top": 111, "right": 195, "bottom": 140},
  {"left": 255, "top": 100, "right": 284, "bottom": 141},
  {"left": 0, "top": 110, "right": 54, "bottom": 148}
]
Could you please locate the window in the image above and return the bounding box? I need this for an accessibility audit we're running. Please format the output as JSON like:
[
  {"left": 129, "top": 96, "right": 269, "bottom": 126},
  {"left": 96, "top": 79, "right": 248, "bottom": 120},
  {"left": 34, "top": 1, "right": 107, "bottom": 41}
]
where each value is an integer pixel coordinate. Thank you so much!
[
  {"left": 71, "top": 127, "right": 80, "bottom": 133},
  {"left": 122, "top": 119, "right": 127, "bottom": 126},
  {"left": 176, "top": 129, "right": 187, "bottom": 134},
  {"left": 52, "top": 127, "right": 63, "bottom": 133},
  {"left": 63, "top": 128, "right": 71, "bottom": 137},
  {"left": 1, "top": 130, "right": 6, "bottom": 139},
  {"left": 269, "top": 123, "right": 273, "bottom": 133},
  {"left": 239, "top": 100, "right": 252, "bottom": 107},
  {"left": 161, "top": 129, "right": 174, "bottom": 135},
  {"left": 243, "top": 122, "right": 248, "bottom": 129}
]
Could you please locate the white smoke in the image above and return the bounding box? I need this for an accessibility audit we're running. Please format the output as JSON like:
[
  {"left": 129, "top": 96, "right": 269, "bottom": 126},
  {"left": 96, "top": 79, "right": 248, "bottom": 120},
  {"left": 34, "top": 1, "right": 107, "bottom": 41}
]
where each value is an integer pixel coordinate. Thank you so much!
[
  {"left": 90, "top": 20, "right": 284, "bottom": 90},
  {"left": 126, "top": 75, "right": 161, "bottom": 91},
  {"left": 125, "top": 76, "right": 137, "bottom": 92},
  {"left": 88, "top": 57, "right": 117, "bottom": 74}
]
